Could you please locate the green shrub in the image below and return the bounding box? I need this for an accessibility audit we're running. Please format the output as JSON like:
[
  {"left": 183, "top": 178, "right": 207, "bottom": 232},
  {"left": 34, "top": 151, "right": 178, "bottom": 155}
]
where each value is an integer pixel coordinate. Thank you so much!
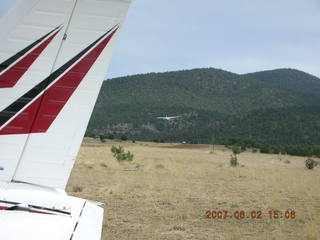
[
  {"left": 107, "top": 134, "right": 114, "bottom": 140},
  {"left": 155, "top": 164, "right": 165, "bottom": 169},
  {"left": 231, "top": 145, "right": 242, "bottom": 155},
  {"left": 99, "top": 135, "right": 106, "bottom": 142},
  {"left": 230, "top": 145, "right": 241, "bottom": 167},
  {"left": 111, "top": 145, "right": 134, "bottom": 162},
  {"left": 230, "top": 155, "right": 238, "bottom": 167},
  {"left": 225, "top": 137, "right": 258, "bottom": 149},
  {"left": 252, "top": 148, "right": 258, "bottom": 153},
  {"left": 120, "top": 135, "right": 128, "bottom": 141},
  {"left": 260, "top": 145, "right": 271, "bottom": 154},
  {"left": 100, "top": 163, "right": 108, "bottom": 168},
  {"left": 72, "top": 185, "right": 83, "bottom": 192}
]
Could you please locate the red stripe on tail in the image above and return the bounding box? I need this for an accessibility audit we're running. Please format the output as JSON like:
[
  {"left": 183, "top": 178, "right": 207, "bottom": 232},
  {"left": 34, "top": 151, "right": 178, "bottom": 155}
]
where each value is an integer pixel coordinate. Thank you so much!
[
  {"left": 0, "top": 29, "right": 61, "bottom": 88},
  {"left": 0, "top": 28, "right": 118, "bottom": 135}
]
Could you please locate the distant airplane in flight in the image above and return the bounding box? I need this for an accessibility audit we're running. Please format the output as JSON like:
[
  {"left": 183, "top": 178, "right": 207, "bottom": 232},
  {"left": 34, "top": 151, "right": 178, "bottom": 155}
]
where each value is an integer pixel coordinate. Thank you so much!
[{"left": 157, "top": 115, "right": 181, "bottom": 121}]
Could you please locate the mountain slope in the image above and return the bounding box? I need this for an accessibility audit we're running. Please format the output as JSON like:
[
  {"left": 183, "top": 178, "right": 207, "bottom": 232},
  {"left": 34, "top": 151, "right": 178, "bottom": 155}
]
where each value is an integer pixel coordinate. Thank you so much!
[
  {"left": 87, "top": 68, "right": 320, "bottom": 145},
  {"left": 244, "top": 68, "right": 320, "bottom": 99},
  {"left": 197, "top": 106, "right": 320, "bottom": 145}
]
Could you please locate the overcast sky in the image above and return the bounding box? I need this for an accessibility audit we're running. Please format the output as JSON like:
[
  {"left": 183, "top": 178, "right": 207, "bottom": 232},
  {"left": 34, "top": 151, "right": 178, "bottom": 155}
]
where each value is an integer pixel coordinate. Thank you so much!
[{"left": 1, "top": 0, "right": 320, "bottom": 78}]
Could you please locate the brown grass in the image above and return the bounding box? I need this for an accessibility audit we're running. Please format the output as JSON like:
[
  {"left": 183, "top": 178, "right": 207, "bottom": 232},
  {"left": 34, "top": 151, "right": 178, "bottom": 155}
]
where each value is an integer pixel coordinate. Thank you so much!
[{"left": 67, "top": 138, "right": 320, "bottom": 240}]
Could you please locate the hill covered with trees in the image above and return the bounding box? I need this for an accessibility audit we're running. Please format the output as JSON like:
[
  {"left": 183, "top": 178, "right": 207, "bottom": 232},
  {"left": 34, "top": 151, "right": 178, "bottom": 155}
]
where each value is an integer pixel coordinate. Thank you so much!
[
  {"left": 244, "top": 68, "right": 320, "bottom": 99},
  {"left": 86, "top": 68, "right": 320, "bottom": 147}
]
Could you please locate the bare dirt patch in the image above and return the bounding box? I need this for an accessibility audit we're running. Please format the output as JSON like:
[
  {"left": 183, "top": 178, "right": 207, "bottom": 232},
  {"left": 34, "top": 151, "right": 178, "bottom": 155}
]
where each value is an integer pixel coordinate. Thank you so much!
[{"left": 161, "top": 144, "right": 209, "bottom": 149}]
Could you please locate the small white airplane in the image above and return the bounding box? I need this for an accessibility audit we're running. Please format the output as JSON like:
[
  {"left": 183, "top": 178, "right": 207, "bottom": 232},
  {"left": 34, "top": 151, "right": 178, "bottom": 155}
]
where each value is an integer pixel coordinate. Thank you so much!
[
  {"left": 0, "top": 0, "right": 132, "bottom": 239},
  {"left": 157, "top": 115, "right": 181, "bottom": 121}
]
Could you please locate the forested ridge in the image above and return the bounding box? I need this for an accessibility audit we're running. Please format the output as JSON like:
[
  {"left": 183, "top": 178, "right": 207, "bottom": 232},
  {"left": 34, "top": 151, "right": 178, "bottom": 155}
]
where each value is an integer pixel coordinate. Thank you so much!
[{"left": 87, "top": 68, "right": 320, "bottom": 148}]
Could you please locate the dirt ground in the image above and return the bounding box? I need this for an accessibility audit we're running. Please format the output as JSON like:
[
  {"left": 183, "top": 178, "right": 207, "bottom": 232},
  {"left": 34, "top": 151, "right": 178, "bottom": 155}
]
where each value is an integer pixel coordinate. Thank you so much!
[{"left": 66, "top": 138, "right": 320, "bottom": 240}]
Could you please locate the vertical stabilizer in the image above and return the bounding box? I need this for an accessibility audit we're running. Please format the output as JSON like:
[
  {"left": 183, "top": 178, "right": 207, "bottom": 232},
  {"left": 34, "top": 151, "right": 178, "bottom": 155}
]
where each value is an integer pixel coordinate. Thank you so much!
[{"left": 0, "top": 0, "right": 132, "bottom": 189}]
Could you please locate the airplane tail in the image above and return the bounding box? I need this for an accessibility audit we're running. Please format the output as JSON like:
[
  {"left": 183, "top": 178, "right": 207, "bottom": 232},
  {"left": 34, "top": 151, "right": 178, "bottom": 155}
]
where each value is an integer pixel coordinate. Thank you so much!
[
  {"left": 0, "top": 1, "right": 132, "bottom": 239},
  {"left": 0, "top": 0, "right": 132, "bottom": 189}
]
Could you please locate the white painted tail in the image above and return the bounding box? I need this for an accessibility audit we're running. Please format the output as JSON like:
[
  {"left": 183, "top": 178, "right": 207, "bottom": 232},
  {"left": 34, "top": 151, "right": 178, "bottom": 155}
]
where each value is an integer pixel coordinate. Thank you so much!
[{"left": 0, "top": 0, "right": 132, "bottom": 189}]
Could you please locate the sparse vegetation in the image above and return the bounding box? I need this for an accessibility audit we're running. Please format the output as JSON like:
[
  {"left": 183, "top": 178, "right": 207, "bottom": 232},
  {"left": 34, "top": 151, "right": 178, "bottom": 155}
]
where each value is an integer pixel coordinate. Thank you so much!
[
  {"left": 231, "top": 145, "right": 242, "bottom": 155},
  {"left": 172, "top": 225, "right": 185, "bottom": 231},
  {"left": 111, "top": 145, "right": 134, "bottom": 162},
  {"left": 155, "top": 164, "right": 165, "bottom": 169},
  {"left": 305, "top": 158, "right": 319, "bottom": 169},
  {"left": 100, "top": 163, "right": 108, "bottom": 168},
  {"left": 67, "top": 139, "right": 320, "bottom": 239},
  {"left": 120, "top": 135, "right": 128, "bottom": 141},
  {"left": 252, "top": 148, "right": 258, "bottom": 153},
  {"left": 230, "top": 145, "right": 241, "bottom": 167},
  {"left": 230, "top": 155, "right": 238, "bottom": 167},
  {"left": 107, "top": 134, "right": 114, "bottom": 140},
  {"left": 99, "top": 135, "right": 106, "bottom": 142},
  {"left": 72, "top": 185, "right": 83, "bottom": 192}
]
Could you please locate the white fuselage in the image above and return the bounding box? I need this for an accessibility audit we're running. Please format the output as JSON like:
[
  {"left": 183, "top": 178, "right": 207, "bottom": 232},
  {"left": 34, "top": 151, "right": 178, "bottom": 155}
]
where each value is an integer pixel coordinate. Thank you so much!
[{"left": 0, "top": 181, "right": 103, "bottom": 240}]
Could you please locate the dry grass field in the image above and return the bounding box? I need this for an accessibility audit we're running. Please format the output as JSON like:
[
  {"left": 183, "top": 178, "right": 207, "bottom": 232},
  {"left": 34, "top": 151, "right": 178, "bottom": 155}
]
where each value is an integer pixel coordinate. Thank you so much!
[{"left": 66, "top": 138, "right": 320, "bottom": 240}]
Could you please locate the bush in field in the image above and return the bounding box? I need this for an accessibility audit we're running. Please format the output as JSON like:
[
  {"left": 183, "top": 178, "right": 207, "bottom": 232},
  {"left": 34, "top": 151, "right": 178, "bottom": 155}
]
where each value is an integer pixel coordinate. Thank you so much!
[
  {"left": 305, "top": 158, "right": 319, "bottom": 169},
  {"left": 120, "top": 135, "right": 128, "bottom": 141},
  {"left": 232, "top": 145, "right": 242, "bottom": 155},
  {"left": 230, "top": 145, "right": 241, "bottom": 167},
  {"left": 252, "top": 148, "right": 258, "bottom": 153},
  {"left": 230, "top": 155, "right": 238, "bottom": 166},
  {"left": 111, "top": 145, "right": 133, "bottom": 162},
  {"left": 107, "top": 134, "right": 114, "bottom": 140},
  {"left": 99, "top": 135, "right": 106, "bottom": 143},
  {"left": 72, "top": 185, "right": 83, "bottom": 192}
]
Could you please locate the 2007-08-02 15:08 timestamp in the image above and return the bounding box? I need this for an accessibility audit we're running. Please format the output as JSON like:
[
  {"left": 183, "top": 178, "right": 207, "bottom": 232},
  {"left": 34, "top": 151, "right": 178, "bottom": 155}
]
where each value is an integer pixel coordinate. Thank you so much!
[{"left": 205, "top": 210, "right": 296, "bottom": 220}]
